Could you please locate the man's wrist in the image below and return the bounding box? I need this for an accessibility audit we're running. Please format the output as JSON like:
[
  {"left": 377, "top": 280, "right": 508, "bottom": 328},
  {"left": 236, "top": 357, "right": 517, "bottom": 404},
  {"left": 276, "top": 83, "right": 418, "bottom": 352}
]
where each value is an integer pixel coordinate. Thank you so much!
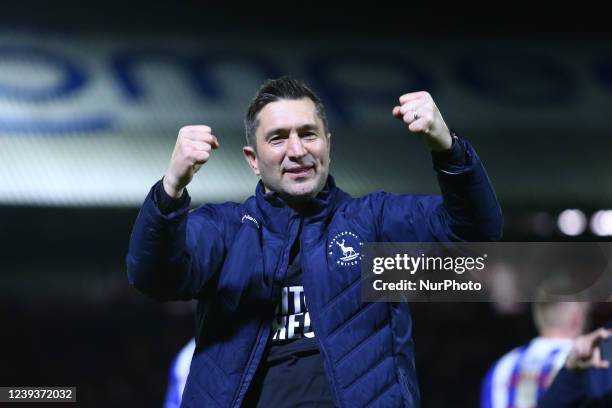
[
  {"left": 431, "top": 129, "right": 467, "bottom": 167},
  {"left": 429, "top": 129, "right": 454, "bottom": 152},
  {"left": 156, "top": 178, "right": 189, "bottom": 215},
  {"left": 162, "top": 175, "right": 185, "bottom": 199}
]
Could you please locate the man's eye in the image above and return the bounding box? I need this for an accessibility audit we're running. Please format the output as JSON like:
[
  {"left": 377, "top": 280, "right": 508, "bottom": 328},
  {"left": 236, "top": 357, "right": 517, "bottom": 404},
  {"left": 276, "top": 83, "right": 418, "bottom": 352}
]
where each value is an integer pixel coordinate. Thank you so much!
[
  {"left": 303, "top": 132, "right": 317, "bottom": 139},
  {"left": 269, "top": 137, "right": 284, "bottom": 145}
]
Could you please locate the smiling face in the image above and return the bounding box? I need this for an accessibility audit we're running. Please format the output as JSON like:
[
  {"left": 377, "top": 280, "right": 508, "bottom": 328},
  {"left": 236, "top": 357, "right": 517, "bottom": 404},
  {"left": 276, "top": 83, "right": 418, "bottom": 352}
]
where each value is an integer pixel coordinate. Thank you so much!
[{"left": 243, "top": 98, "right": 331, "bottom": 201}]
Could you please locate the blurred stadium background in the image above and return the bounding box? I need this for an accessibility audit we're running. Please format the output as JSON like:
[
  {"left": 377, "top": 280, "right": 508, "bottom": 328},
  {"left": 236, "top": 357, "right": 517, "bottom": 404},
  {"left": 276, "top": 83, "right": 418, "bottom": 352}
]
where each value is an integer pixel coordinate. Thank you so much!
[{"left": 1, "top": 2, "right": 611, "bottom": 406}]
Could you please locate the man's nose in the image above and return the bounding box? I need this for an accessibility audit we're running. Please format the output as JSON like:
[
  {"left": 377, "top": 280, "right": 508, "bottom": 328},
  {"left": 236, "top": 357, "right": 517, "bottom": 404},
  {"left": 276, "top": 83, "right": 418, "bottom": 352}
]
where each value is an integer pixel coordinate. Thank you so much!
[{"left": 286, "top": 133, "right": 307, "bottom": 159}]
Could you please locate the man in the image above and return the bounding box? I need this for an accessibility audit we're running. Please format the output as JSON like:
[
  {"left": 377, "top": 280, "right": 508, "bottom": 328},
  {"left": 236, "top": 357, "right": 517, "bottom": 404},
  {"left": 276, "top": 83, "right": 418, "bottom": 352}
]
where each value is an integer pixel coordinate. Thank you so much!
[
  {"left": 538, "top": 325, "right": 612, "bottom": 407},
  {"left": 127, "top": 77, "right": 502, "bottom": 407},
  {"left": 481, "top": 302, "right": 588, "bottom": 408}
]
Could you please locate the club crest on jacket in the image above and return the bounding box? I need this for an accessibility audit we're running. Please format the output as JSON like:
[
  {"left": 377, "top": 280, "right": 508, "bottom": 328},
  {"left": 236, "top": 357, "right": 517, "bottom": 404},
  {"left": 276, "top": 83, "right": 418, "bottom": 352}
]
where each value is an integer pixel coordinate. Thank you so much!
[{"left": 328, "top": 231, "right": 363, "bottom": 266}]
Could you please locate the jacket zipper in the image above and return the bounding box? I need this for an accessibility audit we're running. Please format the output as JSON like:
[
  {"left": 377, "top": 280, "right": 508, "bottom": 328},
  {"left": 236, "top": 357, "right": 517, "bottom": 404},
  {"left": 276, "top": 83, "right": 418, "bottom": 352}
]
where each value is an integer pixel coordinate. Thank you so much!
[
  {"left": 230, "top": 216, "right": 297, "bottom": 407},
  {"left": 301, "top": 226, "right": 344, "bottom": 408},
  {"left": 230, "top": 322, "right": 269, "bottom": 407}
]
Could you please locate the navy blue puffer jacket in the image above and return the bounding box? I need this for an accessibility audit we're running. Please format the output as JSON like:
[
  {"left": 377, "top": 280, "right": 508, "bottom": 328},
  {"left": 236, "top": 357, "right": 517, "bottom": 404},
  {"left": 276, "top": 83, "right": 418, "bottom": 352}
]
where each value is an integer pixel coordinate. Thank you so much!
[{"left": 127, "top": 140, "right": 502, "bottom": 407}]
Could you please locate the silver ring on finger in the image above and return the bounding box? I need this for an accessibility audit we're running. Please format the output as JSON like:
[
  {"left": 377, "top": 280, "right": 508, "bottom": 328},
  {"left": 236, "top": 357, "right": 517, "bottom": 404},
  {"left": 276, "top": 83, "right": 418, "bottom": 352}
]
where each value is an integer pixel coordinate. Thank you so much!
[{"left": 413, "top": 110, "right": 419, "bottom": 120}]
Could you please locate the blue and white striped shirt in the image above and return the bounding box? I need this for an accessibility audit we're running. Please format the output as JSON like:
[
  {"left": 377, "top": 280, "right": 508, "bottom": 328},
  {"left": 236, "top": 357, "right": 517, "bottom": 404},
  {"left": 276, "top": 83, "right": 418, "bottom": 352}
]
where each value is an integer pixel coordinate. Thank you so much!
[{"left": 481, "top": 337, "right": 573, "bottom": 408}]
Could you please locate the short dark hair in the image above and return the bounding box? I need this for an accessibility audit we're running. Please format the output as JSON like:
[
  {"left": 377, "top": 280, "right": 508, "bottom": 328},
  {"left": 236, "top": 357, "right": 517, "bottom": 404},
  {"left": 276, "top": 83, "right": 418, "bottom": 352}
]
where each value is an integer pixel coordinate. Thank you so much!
[{"left": 245, "top": 77, "right": 329, "bottom": 148}]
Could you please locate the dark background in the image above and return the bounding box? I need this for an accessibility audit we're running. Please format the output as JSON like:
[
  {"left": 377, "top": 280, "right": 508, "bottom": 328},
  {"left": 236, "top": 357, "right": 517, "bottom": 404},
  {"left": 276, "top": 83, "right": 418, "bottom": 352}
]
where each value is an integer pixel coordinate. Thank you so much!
[{"left": 1, "top": 3, "right": 612, "bottom": 407}]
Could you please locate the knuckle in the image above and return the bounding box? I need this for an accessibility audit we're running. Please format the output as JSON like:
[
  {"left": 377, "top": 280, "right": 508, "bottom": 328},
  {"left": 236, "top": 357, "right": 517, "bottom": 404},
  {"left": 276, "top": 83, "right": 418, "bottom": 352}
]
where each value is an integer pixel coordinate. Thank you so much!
[
  {"left": 180, "top": 145, "right": 190, "bottom": 156},
  {"left": 181, "top": 125, "right": 211, "bottom": 134}
]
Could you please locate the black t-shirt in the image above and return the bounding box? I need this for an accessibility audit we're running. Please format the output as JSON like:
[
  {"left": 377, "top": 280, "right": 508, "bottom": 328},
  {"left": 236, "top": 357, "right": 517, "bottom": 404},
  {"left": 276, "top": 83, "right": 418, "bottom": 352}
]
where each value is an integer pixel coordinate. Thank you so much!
[{"left": 243, "top": 226, "right": 335, "bottom": 408}]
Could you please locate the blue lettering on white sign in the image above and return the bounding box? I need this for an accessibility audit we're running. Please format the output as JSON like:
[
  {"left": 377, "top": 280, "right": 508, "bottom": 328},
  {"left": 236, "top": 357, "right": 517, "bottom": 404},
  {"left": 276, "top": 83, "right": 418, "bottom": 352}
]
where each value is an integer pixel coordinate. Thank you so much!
[{"left": 0, "top": 44, "right": 605, "bottom": 134}]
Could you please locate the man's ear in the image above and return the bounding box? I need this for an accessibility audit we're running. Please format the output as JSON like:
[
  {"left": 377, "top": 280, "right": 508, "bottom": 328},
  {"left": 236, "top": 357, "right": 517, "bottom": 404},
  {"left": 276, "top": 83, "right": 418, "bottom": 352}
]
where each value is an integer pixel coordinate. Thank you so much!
[{"left": 243, "top": 146, "right": 260, "bottom": 176}]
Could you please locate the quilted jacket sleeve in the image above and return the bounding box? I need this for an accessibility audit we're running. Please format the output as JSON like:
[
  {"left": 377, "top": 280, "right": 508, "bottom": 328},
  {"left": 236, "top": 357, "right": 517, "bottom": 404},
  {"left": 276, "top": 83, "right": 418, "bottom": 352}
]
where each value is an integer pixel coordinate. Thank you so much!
[
  {"left": 126, "top": 181, "right": 226, "bottom": 301},
  {"left": 375, "top": 139, "right": 503, "bottom": 242}
]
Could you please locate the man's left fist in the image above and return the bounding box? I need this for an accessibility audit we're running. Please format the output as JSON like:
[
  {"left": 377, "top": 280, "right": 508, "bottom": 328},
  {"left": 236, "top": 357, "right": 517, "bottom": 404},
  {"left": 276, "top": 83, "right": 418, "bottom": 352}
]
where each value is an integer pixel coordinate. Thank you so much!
[{"left": 392, "top": 91, "right": 452, "bottom": 152}]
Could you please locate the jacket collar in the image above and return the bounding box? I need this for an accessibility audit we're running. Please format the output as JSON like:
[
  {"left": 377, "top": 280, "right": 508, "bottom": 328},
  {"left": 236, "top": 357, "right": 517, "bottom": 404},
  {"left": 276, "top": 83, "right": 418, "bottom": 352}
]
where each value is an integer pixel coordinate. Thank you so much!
[{"left": 253, "top": 175, "right": 347, "bottom": 232}]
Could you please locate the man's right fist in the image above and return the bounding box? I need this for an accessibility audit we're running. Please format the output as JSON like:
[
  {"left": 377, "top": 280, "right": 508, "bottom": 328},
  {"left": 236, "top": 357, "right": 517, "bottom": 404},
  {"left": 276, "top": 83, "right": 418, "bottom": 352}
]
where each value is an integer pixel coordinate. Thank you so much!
[{"left": 163, "top": 125, "right": 219, "bottom": 198}]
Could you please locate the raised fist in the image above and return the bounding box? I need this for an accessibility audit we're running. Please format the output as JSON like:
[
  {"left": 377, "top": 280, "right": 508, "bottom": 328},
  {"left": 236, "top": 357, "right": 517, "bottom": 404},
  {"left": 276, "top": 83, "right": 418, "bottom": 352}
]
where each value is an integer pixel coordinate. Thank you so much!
[
  {"left": 392, "top": 91, "right": 452, "bottom": 152},
  {"left": 163, "top": 125, "right": 219, "bottom": 198}
]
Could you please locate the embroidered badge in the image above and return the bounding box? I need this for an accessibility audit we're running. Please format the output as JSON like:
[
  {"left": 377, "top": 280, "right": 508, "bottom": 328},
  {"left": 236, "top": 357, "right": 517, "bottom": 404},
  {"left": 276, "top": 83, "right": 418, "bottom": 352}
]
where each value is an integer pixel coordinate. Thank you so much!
[{"left": 328, "top": 231, "right": 363, "bottom": 266}]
